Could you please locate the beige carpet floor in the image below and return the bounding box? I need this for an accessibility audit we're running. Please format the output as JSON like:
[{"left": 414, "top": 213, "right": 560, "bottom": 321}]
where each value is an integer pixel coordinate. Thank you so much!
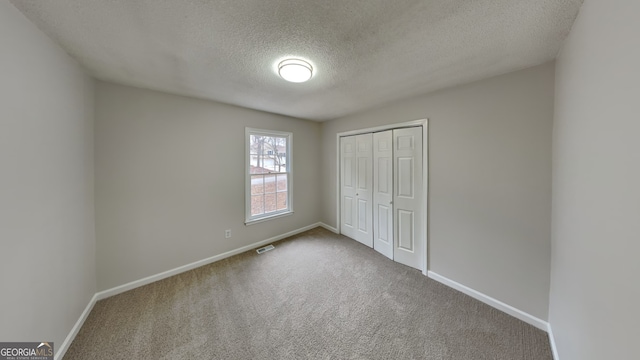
[{"left": 65, "top": 227, "right": 552, "bottom": 359}]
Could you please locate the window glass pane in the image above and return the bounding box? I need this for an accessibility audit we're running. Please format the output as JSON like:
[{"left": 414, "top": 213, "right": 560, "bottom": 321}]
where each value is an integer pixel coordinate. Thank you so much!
[
  {"left": 249, "top": 135, "right": 287, "bottom": 174},
  {"left": 264, "top": 174, "right": 276, "bottom": 194},
  {"left": 267, "top": 136, "right": 287, "bottom": 172},
  {"left": 264, "top": 193, "right": 277, "bottom": 213},
  {"left": 249, "top": 135, "right": 269, "bottom": 174},
  {"left": 251, "top": 175, "right": 264, "bottom": 195},
  {"left": 276, "top": 192, "right": 288, "bottom": 211},
  {"left": 251, "top": 195, "right": 264, "bottom": 216},
  {"left": 263, "top": 161, "right": 276, "bottom": 173},
  {"left": 250, "top": 165, "right": 269, "bottom": 174},
  {"left": 276, "top": 174, "right": 287, "bottom": 191}
]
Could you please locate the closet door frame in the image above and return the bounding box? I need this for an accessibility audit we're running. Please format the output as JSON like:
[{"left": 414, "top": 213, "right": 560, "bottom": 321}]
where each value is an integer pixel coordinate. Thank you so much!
[{"left": 336, "top": 119, "right": 429, "bottom": 274}]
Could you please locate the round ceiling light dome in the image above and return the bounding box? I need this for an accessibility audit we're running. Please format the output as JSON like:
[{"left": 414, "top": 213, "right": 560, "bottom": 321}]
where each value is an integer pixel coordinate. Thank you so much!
[{"left": 278, "top": 59, "right": 313, "bottom": 83}]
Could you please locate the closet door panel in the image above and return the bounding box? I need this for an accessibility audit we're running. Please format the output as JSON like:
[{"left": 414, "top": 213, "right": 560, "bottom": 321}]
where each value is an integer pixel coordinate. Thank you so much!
[
  {"left": 373, "top": 130, "right": 393, "bottom": 259},
  {"left": 353, "top": 133, "right": 373, "bottom": 247},
  {"left": 340, "top": 136, "right": 357, "bottom": 240},
  {"left": 393, "top": 127, "right": 423, "bottom": 269},
  {"left": 341, "top": 134, "right": 373, "bottom": 248}
]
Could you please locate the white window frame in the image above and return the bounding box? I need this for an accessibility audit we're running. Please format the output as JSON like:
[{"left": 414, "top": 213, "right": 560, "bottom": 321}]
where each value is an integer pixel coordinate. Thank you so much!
[{"left": 245, "top": 128, "right": 293, "bottom": 224}]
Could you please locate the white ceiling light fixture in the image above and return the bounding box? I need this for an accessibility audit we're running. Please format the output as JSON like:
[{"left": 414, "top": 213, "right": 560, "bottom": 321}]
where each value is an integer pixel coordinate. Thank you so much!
[{"left": 278, "top": 59, "right": 313, "bottom": 83}]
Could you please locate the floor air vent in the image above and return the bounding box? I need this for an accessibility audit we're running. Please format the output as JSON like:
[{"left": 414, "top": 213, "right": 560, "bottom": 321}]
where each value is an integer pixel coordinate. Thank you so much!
[{"left": 256, "top": 244, "right": 275, "bottom": 254}]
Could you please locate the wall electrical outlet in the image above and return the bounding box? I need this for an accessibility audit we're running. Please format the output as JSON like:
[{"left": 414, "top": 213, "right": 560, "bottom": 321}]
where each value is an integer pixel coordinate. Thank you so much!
[{"left": 225, "top": 229, "right": 231, "bottom": 238}]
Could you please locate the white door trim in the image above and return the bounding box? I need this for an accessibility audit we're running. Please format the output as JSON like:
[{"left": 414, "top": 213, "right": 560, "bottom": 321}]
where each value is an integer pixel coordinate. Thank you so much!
[{"left": 336, "top": 119, "right": 429, "bottom": 273}]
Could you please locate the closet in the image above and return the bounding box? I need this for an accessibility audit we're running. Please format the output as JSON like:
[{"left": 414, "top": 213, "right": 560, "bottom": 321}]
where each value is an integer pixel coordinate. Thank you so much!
[{"left": 340, "top": 126, "right": 424, "bottom": 270}]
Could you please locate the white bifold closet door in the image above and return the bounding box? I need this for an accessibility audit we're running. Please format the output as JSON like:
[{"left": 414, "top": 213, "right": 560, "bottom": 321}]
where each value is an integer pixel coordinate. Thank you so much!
[
  {"left": 392, "top": 127, "right": 423, "bottom": 270},
  {"left": 373, "top": 130, "right": 393, "bottom": 260},
  {"left": 341, "top": 127, "right": 423, "bottom": 270},
  {"left": 340, "top": 133, "right": 373, "bottom": 248}
]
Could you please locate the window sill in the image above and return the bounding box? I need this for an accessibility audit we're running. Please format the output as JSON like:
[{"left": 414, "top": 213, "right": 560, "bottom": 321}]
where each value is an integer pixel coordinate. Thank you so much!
[{"left": 245, "top": 211, "right": 293, "bottom": 226}]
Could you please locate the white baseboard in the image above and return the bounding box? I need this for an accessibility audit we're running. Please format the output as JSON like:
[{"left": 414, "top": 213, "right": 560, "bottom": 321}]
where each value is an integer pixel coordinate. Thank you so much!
[
  {"left": 96, "top": 222, "right": 323, "bottom": 300},
  {"left": 59, "top": 226, "right": 557, "bottom": 359},
  {"left": 548, "top": 323, "right": 560, "bottom": 360},
  {"left": 318, "top": 222, "right": 338, "bottom": 234},
  {"left": 55, "top": 293, "right": 98, "bottom": 360},
  {"left": 427, "top": 271, "right": 548, "bottom": 331}
]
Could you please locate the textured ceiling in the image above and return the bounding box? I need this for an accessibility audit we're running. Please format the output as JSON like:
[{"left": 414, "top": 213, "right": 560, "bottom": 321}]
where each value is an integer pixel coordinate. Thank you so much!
[{"left": 10, "top": 0, "right": 583, "bottom": 121}]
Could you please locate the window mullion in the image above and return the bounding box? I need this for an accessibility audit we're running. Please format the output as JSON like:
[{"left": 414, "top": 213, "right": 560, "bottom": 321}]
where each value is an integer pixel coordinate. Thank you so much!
[{"left": 262, "top": 174, "right": 265, "bottom": 217}]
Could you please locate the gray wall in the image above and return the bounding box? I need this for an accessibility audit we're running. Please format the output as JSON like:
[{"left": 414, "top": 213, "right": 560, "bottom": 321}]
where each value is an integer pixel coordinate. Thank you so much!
[
  {"left": 550, "top": 0, "right": 640, "bottom": 359},
  {"left": 321, "top": 63, "right": 554, "bottom": 320},
  {"left": 95, "top": 82, "right": 322, "bottom": 291},
  {"left": 0, "top": 1, "right": 96, "bottom": 350}
]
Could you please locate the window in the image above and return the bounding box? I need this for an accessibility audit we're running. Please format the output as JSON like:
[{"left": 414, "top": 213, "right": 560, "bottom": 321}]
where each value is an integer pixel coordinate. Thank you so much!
[{"left": 245, "top": 128, "right": 292, "bottom": 224}]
